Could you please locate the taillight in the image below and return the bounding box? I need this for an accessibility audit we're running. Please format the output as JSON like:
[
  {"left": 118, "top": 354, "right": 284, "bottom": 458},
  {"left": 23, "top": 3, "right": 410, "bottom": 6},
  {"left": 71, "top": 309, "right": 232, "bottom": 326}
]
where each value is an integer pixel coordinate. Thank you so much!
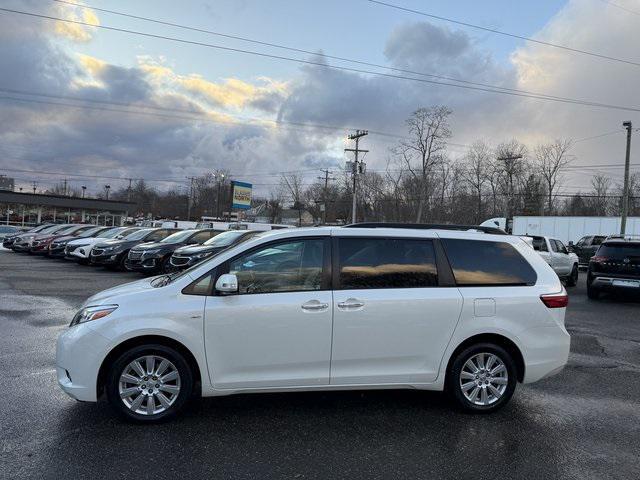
[
  {"left": 591, "top": 255, "right": 608, "bottom": 263},
  {"left": 540, "top": 292, "right": 568, "bottom": 308}
]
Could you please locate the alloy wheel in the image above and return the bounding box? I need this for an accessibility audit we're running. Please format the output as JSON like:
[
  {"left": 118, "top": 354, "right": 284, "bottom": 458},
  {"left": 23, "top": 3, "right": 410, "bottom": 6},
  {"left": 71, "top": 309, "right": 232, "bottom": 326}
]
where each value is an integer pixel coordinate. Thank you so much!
[
  {"left": 118, "top": 355, "right": 181, "bottom": 416},
  {"left": 459, "top": 352, "right": 508, "bottom": 406}
]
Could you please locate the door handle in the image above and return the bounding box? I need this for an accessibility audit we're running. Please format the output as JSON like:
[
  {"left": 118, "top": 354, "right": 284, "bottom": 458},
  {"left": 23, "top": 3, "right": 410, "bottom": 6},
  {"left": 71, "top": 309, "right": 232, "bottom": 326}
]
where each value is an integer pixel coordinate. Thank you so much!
[
  {"left": 301, "top": 300, "right": 329, "bottom": 311},
  {"left": 337, "top": 298, "right": 365, "bottom": 309}
]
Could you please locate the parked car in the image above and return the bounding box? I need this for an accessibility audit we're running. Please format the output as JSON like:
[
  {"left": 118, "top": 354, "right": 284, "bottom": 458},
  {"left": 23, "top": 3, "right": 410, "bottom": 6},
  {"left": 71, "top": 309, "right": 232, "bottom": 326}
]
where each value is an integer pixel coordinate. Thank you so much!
[
  {"left": 12, "top": 224, "right": 75, "bottom": 252},
  {"left": 48, "top": 226, "right": 111, "bottom": 258},
  {"left": 90, "top": 228, "right": 179, "bottom": 270},
  {"left": 66, "top": 227, "right": 140, "bottom": 264},
  {"left": 530, "top": 235, "right": 579, "bottom": 286},
  {"left": 126, "top": 229, "right": 220, "bottom": 274},
  {"left": 587, "top": 236, "right": 640, "bottom": 299},
  {"left": 571, "top": 235, "right": 606, "bottom": 267},
  {"left": 169, "top": 230, "right": 262, "bottom": 271},
  {"left": 29, "top": 224, "right": 95, "bottom": 255},
  {"left": 57, "top": 225, "right": 569, "bottom": 422},
  {"left": 2, "top": 223, "right": 53, "bottom": 249},
  {"left": 0, "top": 225, "right": 21, "bottom": 240}
]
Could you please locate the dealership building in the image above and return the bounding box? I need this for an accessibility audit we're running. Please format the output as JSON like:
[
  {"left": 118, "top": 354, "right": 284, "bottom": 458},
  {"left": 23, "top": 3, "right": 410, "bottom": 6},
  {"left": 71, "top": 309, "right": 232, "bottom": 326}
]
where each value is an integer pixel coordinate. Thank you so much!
[{"left": 0, "top": 190, "right": 135, "bottom": 226}]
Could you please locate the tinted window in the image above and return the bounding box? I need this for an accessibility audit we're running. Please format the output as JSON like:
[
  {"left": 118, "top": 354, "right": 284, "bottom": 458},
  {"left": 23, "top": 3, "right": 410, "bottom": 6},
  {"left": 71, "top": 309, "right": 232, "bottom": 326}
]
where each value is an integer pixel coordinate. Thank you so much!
[
  {"left": 229, "top": 239, "right": 325, "bottom": 294},
  {"left": 555, "top": 240, "right": 568, "bottom": 254},
  {"left": 124, "top": 229, "right": 153, "bottom": 240},
  {"left": 191, "top": 230, "right": 216, "bottom": 244},
  {"left": 592, "top": 236, "right": 605, "bottom": 246},
  {"left": 160, "top": 230, "right": 197, "bottom": 243},
  {"left": 204, "top": 230, "right": 246, "bottom": 247},
  {"left": 531, "top": 236, "right": 548, "bottom": 252},
  {"left": 597, "top": 243, "right": 640, "bottom": 258},
  {"left": 338, "top": 238, "right": 437, "bottom": 289},
  {"left": 146, "top": 229, "right": 175, "bottom": 242},
  {"left": 441, "top": 239, "right": 537, "bottom": 286}
]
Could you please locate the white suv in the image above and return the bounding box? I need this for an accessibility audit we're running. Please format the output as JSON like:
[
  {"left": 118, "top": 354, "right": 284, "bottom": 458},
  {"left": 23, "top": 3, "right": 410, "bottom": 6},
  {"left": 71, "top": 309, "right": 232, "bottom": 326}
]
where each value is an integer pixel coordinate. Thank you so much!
[{"left": 56, "top": 226, "right": 570, "bottom": 422}]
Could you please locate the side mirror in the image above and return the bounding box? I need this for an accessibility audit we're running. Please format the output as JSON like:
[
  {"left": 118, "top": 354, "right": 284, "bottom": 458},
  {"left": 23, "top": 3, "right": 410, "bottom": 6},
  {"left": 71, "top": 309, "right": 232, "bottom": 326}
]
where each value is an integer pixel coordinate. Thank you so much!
[{"left": 215, "top": 273, "right": 238, "bottom": 294}]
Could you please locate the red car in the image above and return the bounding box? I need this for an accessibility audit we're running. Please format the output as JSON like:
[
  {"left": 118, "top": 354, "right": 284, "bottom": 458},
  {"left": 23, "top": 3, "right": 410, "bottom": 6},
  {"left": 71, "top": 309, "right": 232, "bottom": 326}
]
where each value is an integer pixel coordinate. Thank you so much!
[{"left": 29, "top": 224, "right": 94, "bottom": 254}]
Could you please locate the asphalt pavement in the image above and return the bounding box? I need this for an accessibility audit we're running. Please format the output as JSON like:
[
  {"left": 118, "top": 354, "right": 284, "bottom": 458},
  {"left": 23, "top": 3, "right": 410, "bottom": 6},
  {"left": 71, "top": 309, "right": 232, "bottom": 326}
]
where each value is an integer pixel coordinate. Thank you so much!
[{"left": 1, "top": 250, "right": 639, "bottom": 479}]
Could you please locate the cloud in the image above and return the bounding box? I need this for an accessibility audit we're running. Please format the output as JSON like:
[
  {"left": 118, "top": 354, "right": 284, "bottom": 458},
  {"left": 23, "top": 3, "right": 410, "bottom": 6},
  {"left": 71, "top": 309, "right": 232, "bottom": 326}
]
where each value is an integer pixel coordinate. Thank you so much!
[{"left": 53, "top": 1, "right": 100, "bottom": 43}]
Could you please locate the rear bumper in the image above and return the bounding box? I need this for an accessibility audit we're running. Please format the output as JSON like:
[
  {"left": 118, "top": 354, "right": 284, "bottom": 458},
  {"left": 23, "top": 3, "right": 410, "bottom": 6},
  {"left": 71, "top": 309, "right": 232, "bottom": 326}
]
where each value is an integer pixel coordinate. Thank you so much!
[
  {"left": 520, "top": 324, "right": 571, "bottom": 384},
  {"left": 590, "top": 275, "right": 640, "bottom": 291}
]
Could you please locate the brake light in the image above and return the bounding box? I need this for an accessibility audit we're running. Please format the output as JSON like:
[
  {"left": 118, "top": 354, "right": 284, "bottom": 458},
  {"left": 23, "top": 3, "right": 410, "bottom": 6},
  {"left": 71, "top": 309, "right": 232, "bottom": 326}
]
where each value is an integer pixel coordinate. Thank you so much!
[
  {"left": 540, "top": 292, "right": 569, "bottom": 308},
  {"left": 591, "top": 255, "right": 608, "bottom": 263}
]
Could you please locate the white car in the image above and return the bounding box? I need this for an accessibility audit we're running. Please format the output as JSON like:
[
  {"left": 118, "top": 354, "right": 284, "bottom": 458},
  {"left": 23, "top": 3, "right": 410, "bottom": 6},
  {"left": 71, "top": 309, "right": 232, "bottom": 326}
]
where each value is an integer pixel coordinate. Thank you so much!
[
  {"left": 529, "top": 235, "right": 579, "bottom": 286},
  {"left": 57, "top": 226, "right": 570, "bottom": 422},
  {"left": 65, "top": 226, "right": 140, "bottom": 264}
]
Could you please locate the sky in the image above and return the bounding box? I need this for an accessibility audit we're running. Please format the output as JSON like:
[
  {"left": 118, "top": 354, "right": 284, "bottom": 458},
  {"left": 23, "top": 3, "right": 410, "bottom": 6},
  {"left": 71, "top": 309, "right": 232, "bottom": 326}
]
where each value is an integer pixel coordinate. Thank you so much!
[{"left": 1, "top": 0, "right": 640, "bottom": 199}]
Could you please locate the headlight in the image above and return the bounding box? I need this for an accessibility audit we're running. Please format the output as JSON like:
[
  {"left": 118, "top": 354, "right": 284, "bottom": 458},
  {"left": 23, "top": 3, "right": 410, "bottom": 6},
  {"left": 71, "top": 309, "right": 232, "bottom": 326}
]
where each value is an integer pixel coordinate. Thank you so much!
[
  {"left": 70, "top": 305, "right": 118, "bottom": 327},
  {"left": 193, "top": 252, "right": 212, "bottom": 259},
  {"left": 102, "top": 246, "right": 115, "bottom": 253},
  {"left": 142, "top": 249, "right": 160, "bottom": 256}
]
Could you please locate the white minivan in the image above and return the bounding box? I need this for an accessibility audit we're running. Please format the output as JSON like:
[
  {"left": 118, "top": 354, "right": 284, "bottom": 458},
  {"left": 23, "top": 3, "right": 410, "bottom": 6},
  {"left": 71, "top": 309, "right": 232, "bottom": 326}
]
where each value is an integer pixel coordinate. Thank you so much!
[{"left": 56, "top": 225, "right": 570, "bottom": 422}]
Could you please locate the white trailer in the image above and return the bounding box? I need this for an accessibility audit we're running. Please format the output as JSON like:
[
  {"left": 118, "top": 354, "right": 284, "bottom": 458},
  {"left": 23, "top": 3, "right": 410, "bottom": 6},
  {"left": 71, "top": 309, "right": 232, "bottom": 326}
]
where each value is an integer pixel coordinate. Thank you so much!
[{"left": 481, "top": 216, "right": 640, "bottom": 244}]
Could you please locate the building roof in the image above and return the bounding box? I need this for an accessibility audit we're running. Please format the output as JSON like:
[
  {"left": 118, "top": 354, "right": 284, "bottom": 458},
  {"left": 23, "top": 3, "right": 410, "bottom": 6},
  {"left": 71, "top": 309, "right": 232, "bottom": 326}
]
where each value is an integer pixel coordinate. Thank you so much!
[{"left": 0, "top": 190, "right": 135, "bottom": 212}]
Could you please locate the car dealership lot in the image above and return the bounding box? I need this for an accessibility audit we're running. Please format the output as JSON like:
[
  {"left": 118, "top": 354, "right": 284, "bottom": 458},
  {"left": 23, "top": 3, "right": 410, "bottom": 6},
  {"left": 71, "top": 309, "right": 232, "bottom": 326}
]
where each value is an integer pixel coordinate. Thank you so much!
[{"left": 1, "top": 251, "right": 639, "bottom": 479}]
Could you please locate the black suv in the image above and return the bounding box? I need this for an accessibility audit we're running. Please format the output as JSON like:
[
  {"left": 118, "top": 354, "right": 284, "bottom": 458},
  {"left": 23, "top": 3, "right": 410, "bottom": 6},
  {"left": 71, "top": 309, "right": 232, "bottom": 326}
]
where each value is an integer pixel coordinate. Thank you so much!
[
  {"left": 126, "top": 229, "right": 219, "bottom": 274},
  {"left": 90, "top": 228, "right": 178, "bottom": 270},
  {"left": 572, "top": 235, "right": 606, "bottom": 267},
  {"left": 169, "top": 230, "right": 262, "bottom": 271},
  {"left": 587, "top": 236, "right": 640, "bottom": 299}
]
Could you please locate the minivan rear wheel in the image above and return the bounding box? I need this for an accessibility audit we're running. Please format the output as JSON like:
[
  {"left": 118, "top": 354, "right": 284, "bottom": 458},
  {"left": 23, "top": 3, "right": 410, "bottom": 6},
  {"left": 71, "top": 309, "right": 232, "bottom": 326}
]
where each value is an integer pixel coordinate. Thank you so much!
[
  {"left": 447, "top": 343, "right": 517, "bottom": 413},
  {"left": 106, "top": 344, "right": 193, "bottom": 422}
]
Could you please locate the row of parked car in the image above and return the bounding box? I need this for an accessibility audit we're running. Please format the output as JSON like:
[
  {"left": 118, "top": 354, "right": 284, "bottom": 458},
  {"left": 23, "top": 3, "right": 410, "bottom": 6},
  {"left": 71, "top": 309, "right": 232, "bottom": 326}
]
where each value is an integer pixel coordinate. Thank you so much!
[{"left": 2, "top": 223, "right": 264, "bottom": 274}]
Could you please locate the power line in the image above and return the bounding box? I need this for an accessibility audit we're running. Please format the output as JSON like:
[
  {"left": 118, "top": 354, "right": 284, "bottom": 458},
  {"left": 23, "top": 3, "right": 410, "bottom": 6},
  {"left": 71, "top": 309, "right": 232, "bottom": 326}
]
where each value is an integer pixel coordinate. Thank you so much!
[
  {"left": 366, "top": 0, "right": 640, "bottom": 68},
  {"left": 4, "top": 7, "right": 640, "bottom": 113},
  {"left": 598, "top": 0, "right": 640, "bottom": 17},
  {"left": 49, "top": 0, "right": 627, "bottom": 109}
]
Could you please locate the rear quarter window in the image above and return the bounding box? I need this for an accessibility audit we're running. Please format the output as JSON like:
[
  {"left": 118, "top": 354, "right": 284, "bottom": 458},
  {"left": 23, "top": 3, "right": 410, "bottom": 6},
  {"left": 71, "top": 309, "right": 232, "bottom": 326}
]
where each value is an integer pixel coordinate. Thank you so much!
[{"left": 441, "top": 239, "right": 537, "bottom": 286}]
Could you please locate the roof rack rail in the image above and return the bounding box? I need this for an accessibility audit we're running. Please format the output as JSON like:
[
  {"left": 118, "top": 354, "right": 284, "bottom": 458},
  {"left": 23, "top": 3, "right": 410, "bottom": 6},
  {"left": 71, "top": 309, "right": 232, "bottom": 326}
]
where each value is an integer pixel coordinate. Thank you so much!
[{"left": 343, "top": 222, "right": 507, "bottom": 235}]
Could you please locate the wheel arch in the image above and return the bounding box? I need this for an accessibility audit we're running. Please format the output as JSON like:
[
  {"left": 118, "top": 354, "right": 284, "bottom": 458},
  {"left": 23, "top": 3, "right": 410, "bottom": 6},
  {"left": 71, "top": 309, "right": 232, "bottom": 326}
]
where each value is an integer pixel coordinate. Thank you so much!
[
  {"left": 96, "top": 335, "right": 202, "bottom": 399},
  {"left": 444, "top": 333, "right": 525, "bottom": 384}
]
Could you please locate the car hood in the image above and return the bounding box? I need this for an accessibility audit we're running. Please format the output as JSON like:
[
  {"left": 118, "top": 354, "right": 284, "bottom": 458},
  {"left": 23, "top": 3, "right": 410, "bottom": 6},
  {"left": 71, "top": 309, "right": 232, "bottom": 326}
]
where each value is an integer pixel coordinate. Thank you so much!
[
  {"left": 82, "top": 277, "right": 156, "bottom": 307},
  {"left": 68, "top": 237, "right": 103, "bottom": 246},
  {"left": 94, "top": 239, "right": 137, "bottom": 249},
  {"left": 132, "top": 241, "right": 181, "bottom": 252},
  {"left": 174, "top": 244, "right": 222, "bottom": 255}
]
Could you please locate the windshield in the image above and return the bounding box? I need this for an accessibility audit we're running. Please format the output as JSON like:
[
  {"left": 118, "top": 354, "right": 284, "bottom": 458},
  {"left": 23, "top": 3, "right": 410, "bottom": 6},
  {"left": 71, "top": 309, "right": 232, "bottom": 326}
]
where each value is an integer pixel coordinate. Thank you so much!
[
  {"left": 203, "top": 230, "right": 246, "bottom": 247},
  {"left": 160, "top": 229, "right": 197, "bottom": 244},
  {"left": 123, "top": 228, "right": 154, "bottom": 240},
  {"left": 78, "top": 227, "right": 104, "bottom": 238},
  {"left": 100, "top": 227, "right": 125, "bottom": 238},
  {"left": 54, "top": 225, "right": 79, "bottom": 235},
  {"left": 40, "top": 224, "right": 68, "bottom": 234}
]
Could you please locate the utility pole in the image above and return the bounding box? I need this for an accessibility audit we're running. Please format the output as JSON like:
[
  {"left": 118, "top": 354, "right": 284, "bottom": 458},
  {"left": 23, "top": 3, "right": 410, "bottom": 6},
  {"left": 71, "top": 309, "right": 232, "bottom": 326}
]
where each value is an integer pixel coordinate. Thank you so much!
[
  {"left": 63, "top": 178, "right": 68, "bottom": 196},
  {"left": 345, "top": 130, "right": 368, "bottom": 223},
  {"left": 317, "top": 168, "right": 335, "bottom": 224},
  {"left": 621, "top": 121, "right": 633, "bottom": 235},
  {"left": 104, "top": 184, "right": 111, "bottom": 200},
  {"left": 81, "top": 185, "right": 86, "bottom": 198},
  {"left": 186, "top": 176, "right": 196, "bottom": 221},
  {"left": 32, "top": 181, "right": 37, "bottom": 194},
  {"left": 127, "top": 178, "right": 133, "bottom": 202}
]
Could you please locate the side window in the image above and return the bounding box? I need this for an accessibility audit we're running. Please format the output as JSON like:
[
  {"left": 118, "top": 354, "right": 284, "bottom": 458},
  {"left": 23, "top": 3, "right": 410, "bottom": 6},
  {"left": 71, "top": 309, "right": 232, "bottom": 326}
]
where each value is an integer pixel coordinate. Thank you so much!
[
  {"left": 532, "top": 236, "right": 548, "bottom": 252},
  {"left": 183, "top": 271, "right": 215, "bottom": 296},
  {"left": 576, "top": 237, "right": 588, "bottom": 247},
  {"left": 441, "top": 239, "right": 537, "bottom": 287},
  {"left": 337, "top": 238, "right": 438, "bottom": 289},
  {"left": 592, "top": 236, "right": 605, "bottom": 246},
  {"left": 228, "top": 239, "right": 325, "bottom": 294},
  {"left": 550, "top": 240, "right": 559, "bottom": 252},
  {"left": 555, "top": 240, "right": 568, "bottom": 254}
]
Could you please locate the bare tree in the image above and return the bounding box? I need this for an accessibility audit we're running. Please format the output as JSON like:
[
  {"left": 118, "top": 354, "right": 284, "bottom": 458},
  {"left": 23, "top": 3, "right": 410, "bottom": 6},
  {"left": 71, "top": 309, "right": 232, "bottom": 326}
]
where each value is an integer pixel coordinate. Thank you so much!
[
  {"left": 495, "top": 139, "right": 528, "bottom": 218},
  {"left": 590, "top": 174, "right": 612, "bottom": 215},
  {"left": 463, "top": 140, "right": 492, "bottom": 222},
  {"left": 279, "top": 173, "right": 306, "bottom": 226},
  {"left": 534, "top": 139, "right": 574, "bottom": 214},
  {"left": 395, "top": 106, "right": 452, "bottom": 222}
]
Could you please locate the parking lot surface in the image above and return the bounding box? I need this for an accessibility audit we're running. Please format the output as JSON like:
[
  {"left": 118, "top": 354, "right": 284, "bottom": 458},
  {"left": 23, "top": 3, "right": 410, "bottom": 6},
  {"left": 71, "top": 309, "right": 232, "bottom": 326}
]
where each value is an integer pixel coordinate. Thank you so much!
[{"left": 1, "top": 250, "right": 639, "bottom": 479}]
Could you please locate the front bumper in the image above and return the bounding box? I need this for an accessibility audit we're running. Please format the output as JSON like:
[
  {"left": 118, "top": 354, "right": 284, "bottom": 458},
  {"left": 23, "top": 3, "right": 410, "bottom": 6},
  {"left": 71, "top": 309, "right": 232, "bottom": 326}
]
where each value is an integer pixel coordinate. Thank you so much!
[
  {"left": 126, "top": 253, "right": 162, "bottom": 272},
  {"left": 66, "top": 245, "right": 92, "bottom": 260},
  {"left": 56, "top": 323, "right": 112, "bottom": 402},
  {"left": 90, "top": 251, "right": 121, "bottom": 265},
  {"left": 48, "top": 246, "right": 67, "bottom": 257},
  {"left": 12, "top": 242, "right": 31, "bottom": 252},
  {"left": 30, "top": 244, "right": 51, "bottom": 254}
]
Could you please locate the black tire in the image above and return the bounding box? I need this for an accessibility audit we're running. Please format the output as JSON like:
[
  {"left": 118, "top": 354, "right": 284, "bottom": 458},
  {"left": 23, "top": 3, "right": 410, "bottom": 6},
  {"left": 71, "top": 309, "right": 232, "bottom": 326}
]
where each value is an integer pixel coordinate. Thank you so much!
[
  {"left": 106, "top": 344, "right": 194, "bottom": 423},
  {"left": 118, "top": 252, "right": 131, "bottom": 271},
  {"left": 446, "top": 342, "right": 517, "bottom": 413},
  {"left": 587, "top": 282, "right": 600, "bottom": 300},
  {"left": 161, "top": 255, "right": 172, "bottom": 274},
  {"left": 565, "top": 264, "right": 578, "bottom": 287}
]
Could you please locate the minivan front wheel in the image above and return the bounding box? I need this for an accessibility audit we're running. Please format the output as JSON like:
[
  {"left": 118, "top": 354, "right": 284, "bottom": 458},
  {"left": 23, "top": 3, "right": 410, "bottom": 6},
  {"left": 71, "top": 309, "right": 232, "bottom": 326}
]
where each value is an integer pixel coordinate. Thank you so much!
[
  {"left": 106, "top": 344, "right": 193, "bottom": 422},
  {"left": 447, "top": 343, "right": 517, "bottom": 413}
]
